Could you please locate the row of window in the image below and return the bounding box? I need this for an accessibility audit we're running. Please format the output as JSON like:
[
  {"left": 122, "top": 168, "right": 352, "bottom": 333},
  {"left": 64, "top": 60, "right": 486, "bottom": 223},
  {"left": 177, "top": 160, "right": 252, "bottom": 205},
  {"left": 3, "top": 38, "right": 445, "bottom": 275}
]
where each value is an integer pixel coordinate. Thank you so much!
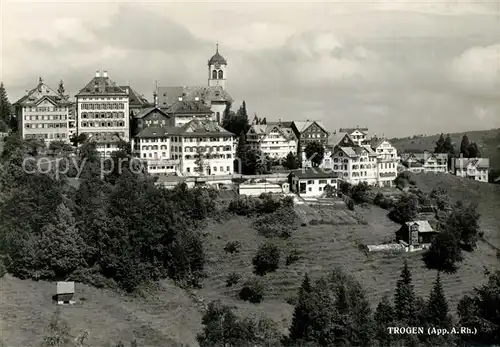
[
  {"left": 140, "top": 145, "right": 232, "bottom": 152},
  {"left": 81, "top": 121, "right": 125, "bottom": 128},
  {"left": 187, "top": 165, "right": 231, "bottom": 173},
  {"left": 80, "top": 103, "right": 126, "bottom": 110},
  {"left": 80, "top": 97, "right": 125, "bottom": 101},
  {"left": 24, "top": 107, "right": 67, "bottom": 112},
  {"left": 143, "top": 152, "right": 232, "bottom": 160},
  {"left": 25, "top": 123, "right": 67, "bottom": 129},
  {"left": 305, "top": 179, "right": 337, "bottom": 185},
  {"left": 24, "top": 115, "right": 67, "bottom": 121},
  {"left": 211, "top": 70, "right": 224, "bottom": 79},
  {"left": 139, "top": 136, "right": 232, "bottom": 143},
  {"left": 84, "top": 132, "right": 126, "bottom": 140},
  {"left": 25, "top": 133, "right": 67, "bottom": 139},
  {"left": 81, "top": 112, "right": 125, "bottom": 119}
]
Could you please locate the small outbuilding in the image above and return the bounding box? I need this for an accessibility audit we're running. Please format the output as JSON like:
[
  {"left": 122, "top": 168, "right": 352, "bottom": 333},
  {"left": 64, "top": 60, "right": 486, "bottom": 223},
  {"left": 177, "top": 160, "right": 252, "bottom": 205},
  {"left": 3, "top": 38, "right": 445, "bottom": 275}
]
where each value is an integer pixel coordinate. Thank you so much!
[
  {"left": 397, "top": 220, "right": 438, "bottom": 251},
  {"left": 56, "top": 281, "right": 75, "bottom": 305}
]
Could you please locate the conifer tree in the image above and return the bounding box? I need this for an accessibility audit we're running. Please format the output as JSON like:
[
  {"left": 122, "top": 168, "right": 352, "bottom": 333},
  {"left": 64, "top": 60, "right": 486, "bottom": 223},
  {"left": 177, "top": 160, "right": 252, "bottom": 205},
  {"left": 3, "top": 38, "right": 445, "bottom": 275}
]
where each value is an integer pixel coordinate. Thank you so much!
[
  {"left": 0, "top": 82, "right": 12, "bottom": 130},
  {"left": 460, "top": 134, "right": 470, "bottom": 157},
  {"left": 289, "top": 274, "right": 313, "bottom": 341},
  {"left": 434, "top": 133, "right": 445, "bottom": 153},
  {"left": 424, "top": 272, "right": 452, "bottom": 328},
  {"left": 374, "top": 295, "right": 394, "bottom": 346},
  {"left": 394, "top": 259, "right": 416, "bottom": 323},
  {"left": 57, "top": 80, "right": 66, "bottom": 97}
]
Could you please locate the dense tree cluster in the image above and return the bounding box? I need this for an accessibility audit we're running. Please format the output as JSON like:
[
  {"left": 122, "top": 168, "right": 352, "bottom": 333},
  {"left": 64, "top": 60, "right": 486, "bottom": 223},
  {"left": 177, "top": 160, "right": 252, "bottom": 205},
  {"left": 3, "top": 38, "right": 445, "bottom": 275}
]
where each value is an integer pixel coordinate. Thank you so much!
[
  {"left": 0, "top": 82, "right": 14, "bottom": 132},
  {"left": 459, "top": 133, "right": 481, "bottom": 158},
  {"left": 0, "top": 133, "right": 213, "bottom": 291},
  {"left": 303, "top": 141, "right": 325, "bottom": 168}
]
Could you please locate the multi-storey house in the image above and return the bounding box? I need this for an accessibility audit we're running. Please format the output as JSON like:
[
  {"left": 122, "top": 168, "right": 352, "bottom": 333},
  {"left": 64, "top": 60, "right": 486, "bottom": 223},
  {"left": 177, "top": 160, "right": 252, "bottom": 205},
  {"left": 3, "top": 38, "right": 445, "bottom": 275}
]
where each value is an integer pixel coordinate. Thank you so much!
[
  {"left": 166, "top": 98, "right": 215, "bottom": 127},
  {"left": 339, "top": 127, "right": 369, "bottom": 146},
  {"left": 132, "top": 107, "right": 173, "bottom": 137},
  {"left": 289, "top": 120, "right": 329, "bottom": 163},
  {"left": 401, "top": 152, "right": 448, "bottom": 173},
  {"left": 132, "top": 119, "right": 235, "bottom": 176},
  {"left": 370, "top": 138, "right": 400, "bottom": 187},
  {"left": 15, "top": 77, "right": 71, "bottom": 145},
  {"left": 246, "top": 122, "right": 297, "bottom": 161},
  {"left": 328, "top": 145, "right": 379, "bottom": 185},
  {"left": 453, "top": 158, "right": 489, "bottom": 182},
  {"left": 75, "top": 70, "right": 130, "bottom": 157}
]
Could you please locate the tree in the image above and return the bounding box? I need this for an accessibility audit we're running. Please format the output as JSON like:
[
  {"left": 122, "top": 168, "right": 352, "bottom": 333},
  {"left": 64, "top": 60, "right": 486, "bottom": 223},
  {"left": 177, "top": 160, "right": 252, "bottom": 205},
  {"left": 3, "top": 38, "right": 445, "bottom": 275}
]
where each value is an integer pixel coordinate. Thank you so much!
[
  {"left": 389, "top": 193, "right": 419, "bottom": 224},
  {"left": 49, "top": 141, "right": 73, "bottom": 156},
  {"left": 57, "top": 80, "right": 66, "bottom": 97},
  {"left": 423, "top": 230, "right": 463, "bottom": 273},
  {"left": 252, "top": 243, "right": 280, "bottom": 275},
  {"left": 374, "top": 295, "right": 395, "bottom": 346},
  {"left": 304, "top": 141, "right": 325, "bottom": 167},
  {"left": 284, "top": 152, "right": 299, "bottom": 170},
  {"left": 467, "top": 142, "right": 481, "bottom": 158},
  {"left": 458, "top": 270, "right": 500, "bottom": 346},
  {"left": 434, "top": 133, "right": 445, "bottom": 153},
  {"left": 460, "top": 134, "right": 470, "bottom": 158},
  {"left": 443, "top": 134, "right": 455, "bottom": 155},
  {"left": 287, "top": 268, "right": 374, "bottom": 347},
  {"left": 423, "top": 273, "right": 452, "bottom": 328},
  {"left": 261, "top": 117, "right": 267, "bottom": 125},
  {"left": 0, "top": 82, "right": 12, "bottom": 129},
  {"left": 394, "top": 260, "right": 417, "bottom": 323},
  {"left": 446, "top": 201, "right": 481, "bottom": 250}
]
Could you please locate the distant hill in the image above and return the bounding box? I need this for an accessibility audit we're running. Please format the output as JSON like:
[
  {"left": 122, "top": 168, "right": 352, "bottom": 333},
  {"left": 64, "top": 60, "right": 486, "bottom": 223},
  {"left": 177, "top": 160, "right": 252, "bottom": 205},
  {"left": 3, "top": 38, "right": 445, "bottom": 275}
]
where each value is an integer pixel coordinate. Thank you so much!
[{"left": 390, "top": 128, "right": 500, "bottom": 172}]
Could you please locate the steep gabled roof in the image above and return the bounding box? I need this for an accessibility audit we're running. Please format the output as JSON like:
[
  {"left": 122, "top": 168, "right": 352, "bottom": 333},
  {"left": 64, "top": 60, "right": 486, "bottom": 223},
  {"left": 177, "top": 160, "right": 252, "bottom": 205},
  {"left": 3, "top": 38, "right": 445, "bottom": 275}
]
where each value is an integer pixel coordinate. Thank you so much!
[
  {"left": 454, "top": 158, "right": 490, "bottom": 170},
  {"left": 247, "top": 124, "right": 296, "bottom": 142},
  {"left": 133, "top": 107, "right": 171, "bottom": 120},
  {"left": 174, "top": 119, "right": 234, "bottom": 137},
  {"left": 166, "top": 100, "right": 213, "bottom": 114},
  {"left": 339, "top": 127, "right": 369, "bottom": 135},
  {"left": 157, "top": 85, "right": 233, "bottom": 108},
  {"left": 293, "top": 120, "right": 328, "bottom": 134},
  {"left": 120, "top": 85, "right": 149, "bottom": 107},
  {"left": 328, "top": 132, "right": 353, "bottom": 147},
  {"left": 136, "top": 126, "right": 175, "bottom": 138},
  {"left": 15, "top": 79, "right": 64, "bottom": 105},
  {"left": 369, "top": 137, "right": 388, "bottom": 149},
  {"left": 76, "top": 76, "right": 127, "bottom": 96},
  {"left": 405, "top": 220, "right": 434, "bottom": 233}
]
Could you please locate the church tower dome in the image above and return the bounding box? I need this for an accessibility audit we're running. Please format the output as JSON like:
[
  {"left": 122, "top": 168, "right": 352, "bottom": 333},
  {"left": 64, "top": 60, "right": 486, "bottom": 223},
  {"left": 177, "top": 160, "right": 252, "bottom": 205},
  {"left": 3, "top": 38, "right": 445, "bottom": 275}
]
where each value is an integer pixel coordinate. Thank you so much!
[{"left": 208, "top": 44, "right": 227, "bottom": 90}]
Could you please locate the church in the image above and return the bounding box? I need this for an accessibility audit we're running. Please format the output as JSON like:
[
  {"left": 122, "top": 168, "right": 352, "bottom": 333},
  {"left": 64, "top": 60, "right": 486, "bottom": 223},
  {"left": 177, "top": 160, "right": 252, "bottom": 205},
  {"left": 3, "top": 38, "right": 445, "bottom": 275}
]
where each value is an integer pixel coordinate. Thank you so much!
[{"left": 156, "top": 45, "right": 233, "bottom": 125}]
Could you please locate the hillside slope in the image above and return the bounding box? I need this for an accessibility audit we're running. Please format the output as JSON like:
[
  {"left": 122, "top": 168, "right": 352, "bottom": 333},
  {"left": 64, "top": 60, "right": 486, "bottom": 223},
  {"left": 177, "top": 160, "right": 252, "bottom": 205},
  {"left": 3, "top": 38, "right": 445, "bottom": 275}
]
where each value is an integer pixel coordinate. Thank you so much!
[
  {"left": 390, "top": 128, "right": 500, "bottom": 171},
  {"left": 0, "top": 275, "right": 203, "bottom": 347},
  {"left": 408, "top": 172, "right": 500, "bottom": 248}
]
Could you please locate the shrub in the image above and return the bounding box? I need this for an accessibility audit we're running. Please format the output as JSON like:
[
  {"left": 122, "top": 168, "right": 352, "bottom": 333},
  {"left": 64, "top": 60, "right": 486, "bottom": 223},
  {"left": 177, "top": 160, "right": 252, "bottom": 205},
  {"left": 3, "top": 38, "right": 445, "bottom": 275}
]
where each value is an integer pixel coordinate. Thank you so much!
[
  {"left": 351, "top": 182, "right": 371, "bottom": 203},
  {"left": 0, "top": 259, "right": 6, "bottom": 278},
  {"left": 346, "top": 198, "right": 355, "bottom": 210},
  {"left": 67, "top": 266, "right": 117, "bottom": 289},
  {"left": 253, "top": 243, "right": 280, "bottom": 275},
  {"left": 285, "top": 249, "right": 301, "bottom": 266},
  {"left": 253, "top": 206, "right": 300, "bottom": 238},
  {"left": 258, "top": 193, "right": 282, "bottom": 213},
  {"left": 339, "top": 181, "right": 351, "bottom": 195},
  {"left": 226, "top": 272, "right": 241, "bottom": 287},
  {"left": 228, "top": 196, "right": 262, "bottom": 216},
  {"left": 374, "top": 192, "right": 393, "bottom": 209},
  {"left": 224, "top": 241, "right": 241, "bottom": 254},
  {"left": 239, "top": 278, "right": 265, "bottom": 303},
  {"left": 423, "top": 230, "right": 464, "bottom": 273}
]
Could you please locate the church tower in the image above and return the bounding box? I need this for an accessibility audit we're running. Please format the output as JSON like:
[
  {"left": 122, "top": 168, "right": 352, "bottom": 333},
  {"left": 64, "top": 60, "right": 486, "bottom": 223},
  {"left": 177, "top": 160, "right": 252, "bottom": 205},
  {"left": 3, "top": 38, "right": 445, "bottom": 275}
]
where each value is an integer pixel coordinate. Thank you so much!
[{"left": 208, "top": 44, "right": 227, "bottom": 90}]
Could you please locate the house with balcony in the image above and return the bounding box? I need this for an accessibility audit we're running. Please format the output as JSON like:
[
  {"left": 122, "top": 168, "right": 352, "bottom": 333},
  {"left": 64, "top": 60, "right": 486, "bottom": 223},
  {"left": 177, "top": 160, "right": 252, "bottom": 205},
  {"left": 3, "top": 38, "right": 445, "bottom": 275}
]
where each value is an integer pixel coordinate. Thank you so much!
[
  {"left": 453, "top": 158, "right": 489, "bottom": 182},
  {"left": 370, "top": 138, "right": 400, "bottom": 187},
  {"left": 339, "top": 127, "right": 369, "bottom": 146},
  {"left": 327, "top": 145, "right": 379, "bottom": 185},
  {"left": 288, "top": 168, "right": 338, "bottom": 197},
  {"left": 246, "top": 122, "right": 297, "bottom": 161},
  {"left": 401, "top": 152, "right": 448, "bottom": 173}
]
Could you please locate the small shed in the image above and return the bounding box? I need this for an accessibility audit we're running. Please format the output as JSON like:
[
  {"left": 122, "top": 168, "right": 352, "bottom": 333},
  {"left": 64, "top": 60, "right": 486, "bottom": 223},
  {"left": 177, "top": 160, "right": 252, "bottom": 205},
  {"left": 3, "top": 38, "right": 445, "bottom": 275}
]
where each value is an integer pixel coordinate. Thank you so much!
[
  {"left": 56, "top": 281, "right": 75, "bottom": 305},
  {"left": 397, "top": 220, "right": 438, "bottom": 247}
]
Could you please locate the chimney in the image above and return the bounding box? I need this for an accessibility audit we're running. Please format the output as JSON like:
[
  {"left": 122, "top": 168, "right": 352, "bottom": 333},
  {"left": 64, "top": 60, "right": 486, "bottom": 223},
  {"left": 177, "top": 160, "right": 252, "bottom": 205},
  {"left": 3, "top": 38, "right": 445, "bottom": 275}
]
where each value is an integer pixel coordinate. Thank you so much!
[
  {"left": 103, "top": 70, "right": 108, "bottom": 78},
  {"left": 95, "top": 70, "right": 100, "bottom": 77},
  {"left": 178, "top": 97, "right": 183, "bottom": 101},
  {"left": 125, "top": 88, "right": 129, "bottom": 94}
]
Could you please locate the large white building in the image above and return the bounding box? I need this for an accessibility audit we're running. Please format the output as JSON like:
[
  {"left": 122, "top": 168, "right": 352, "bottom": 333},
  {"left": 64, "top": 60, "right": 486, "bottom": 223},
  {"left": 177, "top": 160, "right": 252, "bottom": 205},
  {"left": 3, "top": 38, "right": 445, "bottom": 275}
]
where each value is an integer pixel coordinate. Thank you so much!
[
  {"left": 370, "top": 138, "right": 400, "bottom": 187},
  {"left": 328, "top": 145, "right": 379, "bottom": 185},
  {"left": 288, "top": 169, "right": 338, "bottom": 197},
  {"left": 14, "top": 78, "right": 71, "bottom": 145},
  {"left": 246, "top": 123, "right": 297, "bottom": 161},
  {"left": 453, "top": 158, "right": 489, "bottom": 182},
  {"left": 75, "top": 70, "right": 130, "bottom": 156},
  {"left": 132, "top": 119, "right": 236, "bottom": 176}
]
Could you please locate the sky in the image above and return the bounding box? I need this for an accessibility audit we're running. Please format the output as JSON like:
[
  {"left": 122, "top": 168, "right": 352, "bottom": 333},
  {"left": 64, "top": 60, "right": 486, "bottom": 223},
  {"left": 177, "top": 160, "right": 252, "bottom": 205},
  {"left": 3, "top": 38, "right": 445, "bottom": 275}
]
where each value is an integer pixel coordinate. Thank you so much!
[{"left": 1, "top": 0, "right": 500, "bottom": 138}]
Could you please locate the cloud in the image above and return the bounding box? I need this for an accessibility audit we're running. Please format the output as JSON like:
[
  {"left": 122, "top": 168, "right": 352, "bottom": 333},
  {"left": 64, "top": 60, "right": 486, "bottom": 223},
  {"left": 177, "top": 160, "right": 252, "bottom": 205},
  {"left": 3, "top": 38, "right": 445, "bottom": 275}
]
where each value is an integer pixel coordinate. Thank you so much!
[{"left": 448, "top": 44, "right": 500, "bottom": 97}]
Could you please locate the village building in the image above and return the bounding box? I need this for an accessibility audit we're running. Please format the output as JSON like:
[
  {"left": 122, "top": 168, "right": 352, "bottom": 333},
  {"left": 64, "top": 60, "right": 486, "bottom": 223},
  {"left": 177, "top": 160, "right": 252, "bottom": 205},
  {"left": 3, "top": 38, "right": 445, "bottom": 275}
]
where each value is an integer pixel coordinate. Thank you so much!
[
  {"left": 339, "top": 127, "right": 369, "bottom": 146},
  {"left": 370, "top": 138, "right": 400, "bottom": 187},
  {"left": 132, "top": 119, "right": 236, "bottom": 176},
  {"left": 131, "top": 106, "right": 173, "bottom": 137},
  {"left": 157, "top": 45, "right": 233, "bottom": 125},
  {"left": 14, "top": 77, "right": 72, "bottom": 145},
  {"left": 238, "top": 179, "right": 288, "bottom": 196},
  {"left": 453, "top": 158, "right": 489, "bottom": 182},
  {"left": 166, "top": 98, "right": 216, "bottom": 127},
  {"left": 55, "top": 281, "right": 75, "bottom": 305},
  {"left": 246, "top": 121, "right": 298, "bottom": 161},
  {"left": 290, "top": 120, "right": 329, "bottom": 156},
  {"left": 328, "top": 145, "right": 379, "bottom": 185},
  {"left": 288, "top": 169, "right": 338, "bottom": 197},
  {"left": 401, "top": 152, "right": 448, "bottom": 173},
  {"left": 397, "top": 220, "right": 438, "bottom": 251},
  {"left": 75, "top": 70, "right": 130, "bottom": 157}
]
